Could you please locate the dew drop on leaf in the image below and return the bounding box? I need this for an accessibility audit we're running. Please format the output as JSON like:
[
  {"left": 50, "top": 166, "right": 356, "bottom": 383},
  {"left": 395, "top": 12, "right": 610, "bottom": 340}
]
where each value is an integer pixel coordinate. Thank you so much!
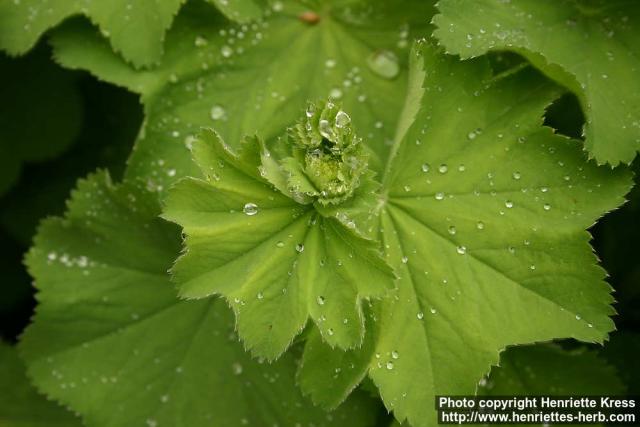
[
  {"left": 295, "top": 243, "right": 305, "bottom": 253},
  {"left": 243, "top": 202, "right": 258, "bottom": 216},
  {"left": 366, "top": 50, "right": 400, "bottom": 79},
  {"left": 335, "top": 110, "right": 351, "bottom": 128},
  {"left": 210, "top": 105, "right": 226, "bottom": 121},
  {"left": 232, "top": 362, "right": 243, "bottom": 375}
]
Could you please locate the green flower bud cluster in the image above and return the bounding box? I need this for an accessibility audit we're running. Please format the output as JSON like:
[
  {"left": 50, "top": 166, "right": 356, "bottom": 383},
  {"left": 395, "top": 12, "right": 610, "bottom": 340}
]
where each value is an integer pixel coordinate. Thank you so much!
[{"left": 287, "top": 100, "right": 368, "bottom": 205}]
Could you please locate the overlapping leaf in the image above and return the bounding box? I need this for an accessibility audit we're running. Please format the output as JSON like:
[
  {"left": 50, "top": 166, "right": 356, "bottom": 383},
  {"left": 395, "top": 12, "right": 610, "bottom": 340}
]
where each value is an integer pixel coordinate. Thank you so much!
[
  {"left": 299, "top": 41, "right": 632, "bottom": 427},
  {"left": 433, "top": 0, "right": 640, "bottom": 165},
  {"left": 0, "top": 342, "right": 82, "bottom": 426},
  {"left": 0, "top": 0, "right": 269, "bottom": 67},
  {"left": 163, "top": 129, "right": 394, "bottom": 359},
  {"left": 20, "top": 171, "right": 377, "bottom": 427},
  {"left": 480, "top": 344, "right": 625, "bottom": 397},
  {"left": 48, "top": 0, "right": 435, "bottom": 184}
]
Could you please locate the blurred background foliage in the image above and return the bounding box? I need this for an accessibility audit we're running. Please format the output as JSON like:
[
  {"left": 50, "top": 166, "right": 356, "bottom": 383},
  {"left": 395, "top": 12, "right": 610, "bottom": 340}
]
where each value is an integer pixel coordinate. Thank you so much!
[{"left": 0, "top": 42, "right": 637, "bottom": 427}]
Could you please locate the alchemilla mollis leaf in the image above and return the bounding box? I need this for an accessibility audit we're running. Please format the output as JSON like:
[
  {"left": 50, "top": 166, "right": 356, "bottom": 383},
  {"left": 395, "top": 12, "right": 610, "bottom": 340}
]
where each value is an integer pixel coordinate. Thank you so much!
[
  {"left": 0, "top": 342, "right": 82, "bottom": 426},
  {"left": 0, "top": 0, "right": 268, "bottom": 67},
  {"left": 433, "top": 0, "right": 640, "bottom": 165},
  {"left": 479, "top": 344, "right": 625, "bottom": 396},
  {"left": 20, "top": 171, "right": 377, "bottom": 427},
  {"left": 47, "top": 0, "right": 435, "bottom": 187},
  {"left": 163, "top": 124, "right": 395, "bottom": 359},
  {"left": 300, "top": 41, "right": 632, "bottom": 426}
]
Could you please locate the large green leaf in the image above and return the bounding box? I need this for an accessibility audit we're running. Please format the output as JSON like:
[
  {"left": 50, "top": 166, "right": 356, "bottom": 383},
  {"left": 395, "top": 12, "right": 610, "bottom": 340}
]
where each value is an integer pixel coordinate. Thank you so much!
[
  {"left": 432, "top": 0, "right": 640, "bottom": 165},
  {"left": 0, "top": 46, "right": 83, "bottom": 196},
  {"left": 48, "top": 0, "right": 434, "bottom": 184},
  {"left": 481, "top": 344, "right": 625, "bottom": 396},
  {"left": 0, "top": 0, "right": 269, "bottom": 67},
  {"left": 0, "top": 341, "right": 82, "bottom": 426},
  {"left": 19, "top": 172, "right": 377, "bottom": 427},
  {"left": 300, "top": 41, "right": 632, "bottom": 427},
  {"left": 387, "top": 344, "right": 625, "bottom": 427},
  {"left": 163, "top": 129, "right": 394, "bottom": 359}
]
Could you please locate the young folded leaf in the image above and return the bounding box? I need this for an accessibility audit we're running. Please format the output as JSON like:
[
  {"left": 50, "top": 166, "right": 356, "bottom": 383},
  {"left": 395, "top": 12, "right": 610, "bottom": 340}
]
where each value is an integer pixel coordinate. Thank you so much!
[
  {"left": 20, "top": 172, "right": 377, "bottom": 427},
  {"left": 433, "top": 0, "right": 640, "bottom": 165},
  {"left": 299, "top": 40, "right": 632, "bottom": 427},
  {"left": 163, "top": 124, "right": 395, "bottom": 360}
]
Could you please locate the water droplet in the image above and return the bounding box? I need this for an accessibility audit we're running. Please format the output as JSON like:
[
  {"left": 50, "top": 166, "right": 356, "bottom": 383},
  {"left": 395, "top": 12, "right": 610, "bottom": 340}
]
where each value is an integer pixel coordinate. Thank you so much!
[
  {"left": 476, "top": 221, "right": 485, "bottom": 230},
  {"left": 296, "top": 243, "right": 305, "bottom": 253},
  {"left": 391, "top": 351, "right": 399, "bottom": 359},
  {"left": 505, "top": 200, "right": 514, "bottom": 208},
  {"left": 386, "top": 361, "right": 394, "bottom": 370},
  {"left": 512, "top": 171, "right": 521, "bottom": 180},
  {"left": 401, "top": 256, "right": 409, "bottom": 264},
  {"left": 417, "top": 312, "right": 424, "bottom": 320},
  {"left": 257, "top": 292, "right": 264, "bottom": 300},
  {"left": 305, "top": 103, "right": 316, "bottom": 118},
  {"left": 435, "top": 192, "right": 445, "bottom": 201},
  {"left": 210, "top": 105, "right": 226, "bottom": 121},
  {"left": 448, "top": 225, "right": 457, "bottom": 235},
  {"left": 335, "top": 110, "right": 351, "bottom": 128},
  {"left": 243, "top": 202, "right": 258, "bottom": 216},
  {"left": 317, "top": 295, "right": 325, "bottom": 305},
  {"left": 543, "top": 203, "right": 551, "bottom": 211},
  {"left": 325, "top": 58, "right": 336, "bottom": 68},
  {"left": 438, "top": 164, "right": 448, "bottom": 174},
  {"left": 232, "top": 362, "right": 243, "bottom": 375},
  {"left": 221, "top": 45, "right": 233, "bottom": 58},
  {"left": 421, "top": 163, "right": 430, "bottom": 173},
  {"left": 276, "top": 241, "right": 284, "bottom": 248},
  {"left": 329, "top": 88, "right": 343, "bottom": 99},
  {"left": 456, "top": 245, "right": 467, "bottom": 255},
  {"left": 575, "top": 314, "right": 581, "bottom": 320},
  {"left": 319, "top": 119, "right": 333, "bottom": 139},
  {"left": 367, "top": 50, "right": 400, "bottom": 79}
]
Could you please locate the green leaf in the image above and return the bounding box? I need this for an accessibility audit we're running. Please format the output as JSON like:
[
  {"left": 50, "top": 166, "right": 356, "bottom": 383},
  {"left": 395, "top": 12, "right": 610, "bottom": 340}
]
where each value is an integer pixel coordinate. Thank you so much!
[
  {"left": 0, "top": 46, "right": 83, "bottom": 196},
  {"left": 47, "top": 0, "right": 435, "bottom": 185},
  {"left": 0, "top": 341, "right": 82, "bottom": 426},
  {"left": 20, "top": 171, "right": 377, "bottom": 427},
  {"left": 480, "top": 344, "right": 625, "bottom": 396},
  {"left": 432, "top": 0, "right": 640, "bottom": 165},
  {"left": 163, "top": 129, "right": 394, "bottom": 359},
  {"left": 0, "top": 0, "right": 184, "bottom": 67},
  {"left": 300, "top": 41, "right": 632, "bottom": 426},
  {"left": 472, "top": 344, "right": 625, "bottom": 427},
  {"left": 297, "top": 310, "right": 377, "bottom": 410}
]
